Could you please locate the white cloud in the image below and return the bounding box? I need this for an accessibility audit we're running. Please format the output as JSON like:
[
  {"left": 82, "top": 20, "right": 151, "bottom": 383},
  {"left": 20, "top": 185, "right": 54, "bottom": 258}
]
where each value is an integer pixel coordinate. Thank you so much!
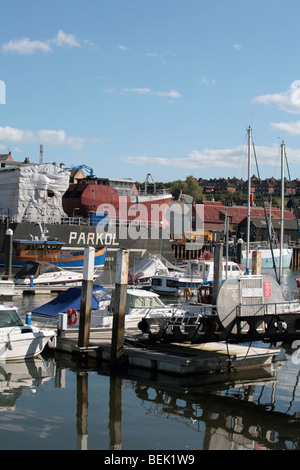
[
  {"left": 122, "top": 88, "right": 181, "bottom": 99},
  {"left": 201, "top": 76, "right": 217, "bottom": 86},
  {"left": 1, "top": 30, "right": 81, "bottom": 55},
  {"left": 117, "top": 45, "right": 129, "bottom": 51},
  {"left": 233, "top": 43, "right": 242, "bottom": 50},
  {"left": 0, "top": 126, "right": 86, "bottom": 150},
  {"left": 2, "top": 38, "right": 52, "bottom": 55},
  {"left": 253, "top": 80, "right": 300, "bottom": 114},
  {"left": 51, "top": 30, "right": 80, "bottom": 48},
  {"left": 120, "top": 144, "right": 289, "bottom": 170},
  {"left": 270, "top": 120, "right": 300, "bottom": 135}
]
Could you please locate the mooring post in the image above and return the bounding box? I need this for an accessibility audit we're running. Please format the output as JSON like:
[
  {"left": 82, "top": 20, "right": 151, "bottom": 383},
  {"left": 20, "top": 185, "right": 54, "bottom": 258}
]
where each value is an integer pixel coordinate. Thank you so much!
[
  {"left": 76, "top": 372, "right": 88, "bottom": 451},
  {"left": 4, "top": 228, "right": 13, "bottom": 279},
  {"left": 252, "top": 250, "right": 261, "bottom": 275},
  {"left": 78, "top": 247, "right": 95, "bottom": 348},
  {"left": 111, "top": 249, "right": 129, "bottom": 370},
  {"left": 236, "top": 238, "right": 243, "bottom": 265},
  {"left": 213, "top": 242, "right": 223, "bottom": 305}
]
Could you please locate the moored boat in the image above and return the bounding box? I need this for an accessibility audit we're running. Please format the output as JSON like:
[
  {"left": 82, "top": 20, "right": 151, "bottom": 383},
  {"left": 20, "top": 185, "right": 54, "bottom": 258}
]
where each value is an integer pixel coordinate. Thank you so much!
[
  {"left": 241, "top": 245, "right": 292, "bottom": 269},
  {"left": 151, "top": 256, "right": 243, "bottom": 296},
  {"left": 0, "top": 228, "right": 107, "bottom": 269},
  {"left": 13, "top": 261, "right": 99, "bottom": 286},
  {"left": 0, "top": 304, "right": 56, "bottom": 361}
]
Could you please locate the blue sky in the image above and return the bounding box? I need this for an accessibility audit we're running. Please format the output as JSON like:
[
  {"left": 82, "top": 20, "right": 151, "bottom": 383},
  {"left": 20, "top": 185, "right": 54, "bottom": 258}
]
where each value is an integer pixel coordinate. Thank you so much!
[{"left": 1, "top": 0, "right": 300, "bottom": 184}]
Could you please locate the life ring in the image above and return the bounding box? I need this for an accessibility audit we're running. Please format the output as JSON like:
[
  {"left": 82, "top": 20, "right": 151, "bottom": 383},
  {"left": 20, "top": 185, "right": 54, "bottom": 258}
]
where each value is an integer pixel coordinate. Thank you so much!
[
  {"left": 183, "top": 287, "right": 191, "bottom": 297},
  {"left": 67, "top": 308, "right": 78, "bottom": 326},
  {"left": 128, "top": 273, "right": 133, "bottom": 284}
]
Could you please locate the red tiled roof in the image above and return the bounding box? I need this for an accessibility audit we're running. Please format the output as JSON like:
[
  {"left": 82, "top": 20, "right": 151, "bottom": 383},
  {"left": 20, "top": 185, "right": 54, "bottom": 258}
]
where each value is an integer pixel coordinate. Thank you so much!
[{"left": 201, "top": 202, "right": 295, "bottom": 225}]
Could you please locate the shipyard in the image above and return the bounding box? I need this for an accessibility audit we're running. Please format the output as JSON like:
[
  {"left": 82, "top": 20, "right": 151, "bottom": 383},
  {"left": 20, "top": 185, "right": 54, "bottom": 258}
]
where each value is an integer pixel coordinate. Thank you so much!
[{"left": 1, "top": 0, "right": 300, "bottom": 454}]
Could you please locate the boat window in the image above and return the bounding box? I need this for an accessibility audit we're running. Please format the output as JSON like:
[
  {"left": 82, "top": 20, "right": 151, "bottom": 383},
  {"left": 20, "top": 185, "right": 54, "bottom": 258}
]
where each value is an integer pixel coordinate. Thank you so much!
[
  {"left": 131, "top": 296, "right": 144, "bottom": 308},
  {"left": 166, "top": 279, "right": 179, "bottom": 288},
  {"left": 42, "top": 265, "right": 60, "bottom": 273},
  {"left": 14, "top": 262, "right": 37, "bottom": 279},
  {"left": 50, "top": 244, "right": 61, "bottom": 250},
  {"left": 0, "top": 309, "right": 23, "bottom": 328},
  {"left": 232, "top": 265, "right": 240, "bottom": 271},
  {"left": 13, "top": 246, "right": 21, "bottom": 256},
  {"left": 152, "top": 278, "right": 162, "bottom": 286},
  {"left": 130, "top": 295, "right": 165, "bottom": 308}
]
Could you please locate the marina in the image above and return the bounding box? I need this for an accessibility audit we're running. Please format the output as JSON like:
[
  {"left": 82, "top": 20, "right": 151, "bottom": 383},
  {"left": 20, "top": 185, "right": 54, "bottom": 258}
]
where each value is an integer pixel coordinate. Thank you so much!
[
  {"left": 0, "top": 136, "right": 299, "bottom": 452},
  {"left": 0, "top": 227, "right": 298, "bottom": 450},
  {"left": 0, "top": 153, "right": 298, "bottom": 451},
  {"left": 2, "top": 0, "right": 300, "bottom": 453},
  {"left": 0, "top": 268, "right": 299, "bottom": 450}
]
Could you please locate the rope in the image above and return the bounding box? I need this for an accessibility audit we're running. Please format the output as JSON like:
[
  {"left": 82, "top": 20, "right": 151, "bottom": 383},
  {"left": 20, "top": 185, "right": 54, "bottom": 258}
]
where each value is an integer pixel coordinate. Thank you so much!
[{"left": 252, "top": 139, "right": 280, "bottom": 284}]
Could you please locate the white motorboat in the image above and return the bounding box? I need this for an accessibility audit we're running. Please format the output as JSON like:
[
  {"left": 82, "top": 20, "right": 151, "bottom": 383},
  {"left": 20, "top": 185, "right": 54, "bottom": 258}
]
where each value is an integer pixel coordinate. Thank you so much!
[
  {"left": 13, "top": 261, "right": 98, "bottom": 286},
  {"left": 90, "top": 288, "right": 206, "bottom": 331},
  {"left": 151, "top": 257, "right": 243, "bottom": 296},
  {"left": 128, "top": 253, "right": 183, "bottom": 287},
  {"left": 0, "top": 304, "right": 56, "bottom": 361},
  {"left": 241, "top": 245, "right": 292, "bottom": 269}
]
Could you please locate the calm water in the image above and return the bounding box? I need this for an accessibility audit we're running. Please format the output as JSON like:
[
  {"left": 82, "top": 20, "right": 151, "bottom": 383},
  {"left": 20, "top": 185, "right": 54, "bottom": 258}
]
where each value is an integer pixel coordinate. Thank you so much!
[{"left": 0, "top": 268, "right": 299, "bottom": 451}]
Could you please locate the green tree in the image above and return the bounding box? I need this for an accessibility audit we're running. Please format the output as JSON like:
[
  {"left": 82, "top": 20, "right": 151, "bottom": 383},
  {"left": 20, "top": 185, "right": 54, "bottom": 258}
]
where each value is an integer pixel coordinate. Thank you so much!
[{"left": 170, "top": 176, "right": 203, "bottom": 201}]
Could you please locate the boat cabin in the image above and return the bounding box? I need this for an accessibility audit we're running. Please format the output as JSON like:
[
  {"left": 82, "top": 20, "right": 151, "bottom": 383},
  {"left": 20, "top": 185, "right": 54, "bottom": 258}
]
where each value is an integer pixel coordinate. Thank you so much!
[
  {"left": 12, "top": 239, "right": 65, "bottom": 262},
  {"left": 185, "top": 259, "right": 242, "bottom": 282},
  {"left": 108, "top": 288, "right": 167, "bottom": 315},
  {"left": 14, "top": 261, "right": 65, "bottom": 281}
]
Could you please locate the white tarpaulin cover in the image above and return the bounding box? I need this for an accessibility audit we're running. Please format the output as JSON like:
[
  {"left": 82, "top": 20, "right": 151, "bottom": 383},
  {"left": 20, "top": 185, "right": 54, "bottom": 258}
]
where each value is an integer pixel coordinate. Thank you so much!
[{"left": 0, "top": 164, "right": 70, "bottom": 223}]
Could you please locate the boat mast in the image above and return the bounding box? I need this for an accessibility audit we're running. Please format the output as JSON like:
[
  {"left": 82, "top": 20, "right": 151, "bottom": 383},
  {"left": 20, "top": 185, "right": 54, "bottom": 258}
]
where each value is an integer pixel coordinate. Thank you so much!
[
  {"left": 246, "top": 126, "right": 252, "bottom": 273},
  {"left": 279, "top": 140, "right": 285, "bottom": 280}
]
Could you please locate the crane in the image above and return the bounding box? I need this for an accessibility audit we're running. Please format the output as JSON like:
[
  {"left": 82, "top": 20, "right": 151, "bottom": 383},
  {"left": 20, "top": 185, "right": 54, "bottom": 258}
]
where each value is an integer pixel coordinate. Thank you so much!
[{"left": 61, "top": 165, "right": 95, "bottom": 178}]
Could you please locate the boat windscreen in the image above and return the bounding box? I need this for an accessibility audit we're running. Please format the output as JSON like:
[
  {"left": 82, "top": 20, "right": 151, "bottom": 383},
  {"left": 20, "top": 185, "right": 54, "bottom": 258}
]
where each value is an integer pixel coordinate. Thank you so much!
[
  {"left": 14, "top": 262, "right": 38, "bottom": 279},
  {"left": 0, "top": 309, "right": 23, "bottom": 328}
]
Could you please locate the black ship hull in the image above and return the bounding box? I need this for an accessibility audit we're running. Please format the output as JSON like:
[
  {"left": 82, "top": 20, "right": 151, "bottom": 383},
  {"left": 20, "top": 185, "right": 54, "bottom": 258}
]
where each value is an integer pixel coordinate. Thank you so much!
[{"left": 0, "top": 221, "right": 175, "bottom": 268}]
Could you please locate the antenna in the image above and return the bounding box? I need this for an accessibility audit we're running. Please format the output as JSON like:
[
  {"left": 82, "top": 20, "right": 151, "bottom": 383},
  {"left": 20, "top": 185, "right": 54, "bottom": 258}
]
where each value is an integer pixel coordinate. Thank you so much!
[{"left": 39, "top": 144, "right": 44, "bottom": 164}]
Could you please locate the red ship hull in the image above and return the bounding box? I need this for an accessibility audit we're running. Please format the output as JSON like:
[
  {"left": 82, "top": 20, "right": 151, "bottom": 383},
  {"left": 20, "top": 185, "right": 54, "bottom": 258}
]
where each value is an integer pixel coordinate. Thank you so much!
[{"left": 62, "top": 178, "right": 172, "bottom": 225}]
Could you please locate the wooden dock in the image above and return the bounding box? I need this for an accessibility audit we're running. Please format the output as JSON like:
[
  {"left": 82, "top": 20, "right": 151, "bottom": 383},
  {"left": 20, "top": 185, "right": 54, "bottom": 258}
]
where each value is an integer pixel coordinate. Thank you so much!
[{"left": 53, "top": 327, "right": 280, "bottom": 376}]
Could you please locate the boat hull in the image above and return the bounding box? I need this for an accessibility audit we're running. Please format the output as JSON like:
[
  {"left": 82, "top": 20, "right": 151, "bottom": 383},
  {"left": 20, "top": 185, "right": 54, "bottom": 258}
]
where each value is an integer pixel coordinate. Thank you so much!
[
  {"left": 241, "top": 248, "right": 293, "bottom": 269},
  {"left": 0, "top": 327, "right": 56, "bottom": 361},
  {"left": 0, "top": 246, "right": 107, "bottom": 269},
  {"left": 0, "top": 221, "right": 175, "bottom": 268}
]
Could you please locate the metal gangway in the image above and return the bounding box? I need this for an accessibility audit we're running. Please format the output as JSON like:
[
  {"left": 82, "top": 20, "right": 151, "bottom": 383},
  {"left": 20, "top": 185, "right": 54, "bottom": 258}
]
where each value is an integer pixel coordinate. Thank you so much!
[{"left": 139, "top": 275, "right": 300, "bottom": 344}]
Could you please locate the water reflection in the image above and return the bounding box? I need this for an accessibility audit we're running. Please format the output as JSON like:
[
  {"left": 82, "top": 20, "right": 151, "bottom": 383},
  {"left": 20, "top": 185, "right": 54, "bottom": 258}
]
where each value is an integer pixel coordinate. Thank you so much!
[
  {"left": 0, "top": 346, "right": 298, "bottom": 450},
  {"left": 0, "top": 357, "right": 54, "bottom": 411},
  {"left": 0, "top": 267, "right": 299, "bottom": 450},
  {"left": 61, "top": 349, "right": 299, "bottom": 450}
]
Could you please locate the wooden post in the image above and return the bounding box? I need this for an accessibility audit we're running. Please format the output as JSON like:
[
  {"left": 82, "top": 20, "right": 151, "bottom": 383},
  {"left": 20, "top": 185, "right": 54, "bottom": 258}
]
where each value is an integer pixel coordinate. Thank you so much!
[
  {"left": 252, "top": 250, "right": 261, "bottom": 275},
  {"left": 76, "top": 372, "right": 88, "bottom": 450},
  {"left": 213, "top": 242, "right": 223, "bottom": 305},
  {"left": 4, "top": 228, "right": 13, "bottom": 278},
  {"left": 109, "top": 375, "right": 122, "bottom": 450},
  {"left": 111, "top": 250, "right": 129, "bottom": 370},
  {"left": 78, "top": 247, "right": 95, "bottom": 348}
]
